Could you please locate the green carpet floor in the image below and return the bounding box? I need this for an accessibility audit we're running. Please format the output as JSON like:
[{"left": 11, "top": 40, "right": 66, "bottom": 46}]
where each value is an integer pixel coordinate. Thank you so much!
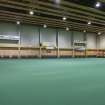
[{"left": 0, "top": 58, "right": 105, "bottom": 105}]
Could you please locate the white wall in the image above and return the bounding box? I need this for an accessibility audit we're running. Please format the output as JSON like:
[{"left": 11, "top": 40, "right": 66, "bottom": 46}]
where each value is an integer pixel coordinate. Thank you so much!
[
  {"left": 58, "top": 30, "right": 72, "bottom": 48},
  {"left": 40, "top": 28, "right": 56, "bottom": 46},
  {"left": 0, "top": 22, "right": 100, "bottom": 49},
  {"left": 20, "top": 25, "right": 39, "bottom": 46},
  {"left": 73, "top": 31, "right": 84, "bottom": 41},
  {"left": 99, "top": 34, "right": 105, "bottom": 49},
  {"left": 0, "top": 22, "right": 18, "bottom": 44},
  {"left": 86, "top": 33, "right": 96, "bottom": 49},
  {"left": 0, "top": 22, "right": 18, "bottom": 35}
]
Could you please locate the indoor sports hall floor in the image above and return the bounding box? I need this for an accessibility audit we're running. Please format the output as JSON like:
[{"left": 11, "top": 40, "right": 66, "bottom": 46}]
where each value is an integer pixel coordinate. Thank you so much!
[{"left": 0, "top": 58, "right": 105, "bottom": 105}]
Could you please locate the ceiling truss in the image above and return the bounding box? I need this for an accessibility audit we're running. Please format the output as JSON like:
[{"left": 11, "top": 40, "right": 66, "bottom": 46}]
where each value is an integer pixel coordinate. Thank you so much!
[{"left": 0, "top": 0, "right": 105, "bottom": 33}]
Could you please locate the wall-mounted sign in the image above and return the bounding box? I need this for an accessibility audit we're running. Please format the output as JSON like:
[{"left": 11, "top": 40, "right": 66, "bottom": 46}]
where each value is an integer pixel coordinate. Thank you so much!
[{"left": 0, "top": 35, "right": 20, "bottom": 40}]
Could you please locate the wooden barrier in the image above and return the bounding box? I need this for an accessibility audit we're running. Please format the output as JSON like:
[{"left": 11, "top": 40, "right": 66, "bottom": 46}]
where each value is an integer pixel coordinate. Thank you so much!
[
  {"left": 59, "top": 49, "right": 72, "bottom": 57},
  {"left": 86, "top": 49, "right": 97, "bottom": 57},
  {"left": 20, "top": 47, "right": 39, "bottom": 58},
  {"left": 74, "top": 51, "right": 85, "bottom": 57},
  {"left": 97, "top": 49, "right": 104, "bottom": 57},
  {"left": 0, "top": 47, "right": 18, "bottom": 58},
  {"left": 41, "top": 48, "right": 57, "bottom": 58},
  {"left": 0, "top": 44, "right": 105, "bottom": 58}
]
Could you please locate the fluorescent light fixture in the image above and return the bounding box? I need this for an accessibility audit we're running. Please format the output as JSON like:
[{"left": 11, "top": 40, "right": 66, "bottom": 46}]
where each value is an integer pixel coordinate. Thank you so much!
[
  {"left": 16, "top": 21, "right": 20, "bottom": 25},
  {"left": 62, "top": 16, "right": 67, "bottom": 21},
  {"left": 66, "top": 27, "right": 69, "bottom": 31},
  {"left": 29, "top": 10, "right": 34, "bottom": 15},
  {"left": 96, "top": 2, "right": 101, "bottom": 8},
  {"left": 43, "top": 24, "right": 47, "bottom": 28}
]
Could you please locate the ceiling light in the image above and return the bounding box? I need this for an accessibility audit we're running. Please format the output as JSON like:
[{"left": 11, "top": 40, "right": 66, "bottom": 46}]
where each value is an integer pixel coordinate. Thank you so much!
[
  {"left": 83, "top": 30, "right": 86, "bottom": 33},
  {"left": 62, "top": 16, "right": 67, "bottom": 21},
  {"left": 55, "top": 0, "right": 60, "bottom": 4},
  {"left": 96, "top": 2, "right": 101, "bottom": 8},
  {"left": 88, "top": 21, "right": 91, "bottom": 25},
  {"left": 29, "top": 10, "right": 34, "bottom": 15},
  {"left": 16, "top": 21, "right": 20, "bottom": 25},
  {"left": 66, "top": 27, "right": 69, "bottom": 31},
  {"left": 98, "top": 32, "right": 101, "bottom": 35},
  {"left": 43, "top": 24, "right": 47, "bottom": 28}
]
